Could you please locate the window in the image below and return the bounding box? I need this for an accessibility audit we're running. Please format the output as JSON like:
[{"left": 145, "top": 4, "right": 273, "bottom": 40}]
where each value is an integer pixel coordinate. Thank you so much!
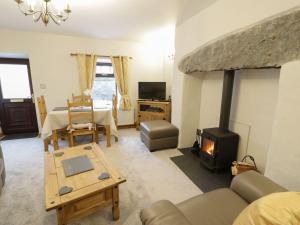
[
  {"left": 0, "top": 59, "right": 31, "bottom": 99},
  {"left": 93, "top": 58, "right": 117, "bottom": 108}
]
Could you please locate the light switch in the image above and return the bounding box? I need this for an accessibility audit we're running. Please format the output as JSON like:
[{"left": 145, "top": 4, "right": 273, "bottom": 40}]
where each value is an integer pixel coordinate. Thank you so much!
[{"left": 40, "top": 83, "right": 47, "bottom": 89}]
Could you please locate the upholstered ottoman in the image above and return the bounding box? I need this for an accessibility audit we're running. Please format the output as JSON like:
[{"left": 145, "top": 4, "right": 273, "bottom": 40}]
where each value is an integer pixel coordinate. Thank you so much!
[
  {"left": 0, "top": 145, "right": 5, "bottom": 194},
  {"left": 140, "top": 120, "right": 179, "bottom": 151}
]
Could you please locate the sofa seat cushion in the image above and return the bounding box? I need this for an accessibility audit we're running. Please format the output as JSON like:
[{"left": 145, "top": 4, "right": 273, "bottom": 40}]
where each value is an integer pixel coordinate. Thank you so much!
[
  {"left": 177, "top": 188, "right": 248, "bottom": 225},
  {"left": 140, "top": 120, "right": 179, "bottom": 139}
]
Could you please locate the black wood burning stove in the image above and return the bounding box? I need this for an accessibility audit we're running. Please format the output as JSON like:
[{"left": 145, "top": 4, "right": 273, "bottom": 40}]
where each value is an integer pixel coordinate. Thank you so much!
[
  {"left": 199, "top": 70, "right": 239, "bottom": 171},
  {"left": 200, "top": 128, "right": 239, "bottom": 170}
]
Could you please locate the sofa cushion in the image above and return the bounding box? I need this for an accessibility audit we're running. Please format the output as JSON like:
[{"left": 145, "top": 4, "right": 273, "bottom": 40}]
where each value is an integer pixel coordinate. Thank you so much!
[
  {"left": 177, "top": 188, "right": 248, "bottom": 225},
  {"left": 140, "top": 120, "right": 179, "bottom": 139},
  {"left": 233, "top": 192, "right": 300, "bottom": 225},
  {"left": 140, "top": 200, "right": 192, "bottom": 225}
]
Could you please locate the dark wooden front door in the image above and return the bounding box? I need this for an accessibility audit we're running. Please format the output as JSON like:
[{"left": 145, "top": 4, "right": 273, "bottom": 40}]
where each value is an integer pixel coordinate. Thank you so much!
[{"left": 0, "top": 58, "right": 38, "bottom": 134}]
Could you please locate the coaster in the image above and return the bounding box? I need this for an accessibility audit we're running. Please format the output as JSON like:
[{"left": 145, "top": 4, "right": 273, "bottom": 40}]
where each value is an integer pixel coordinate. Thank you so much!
[
  {"left": 59, "top": 186, "right": 73, "bottom": 196},
  {"left": 98, "top": 172, "right": 110, "bottom": 180},
  {"left": 54, "top": 152, "right": 64, "bottom": 157},
  {"left": 62, "top": 155, "right": 94, "bottom": 177},
  {"left": 84, "top": 146, "right": 92, "bottom": 150}
]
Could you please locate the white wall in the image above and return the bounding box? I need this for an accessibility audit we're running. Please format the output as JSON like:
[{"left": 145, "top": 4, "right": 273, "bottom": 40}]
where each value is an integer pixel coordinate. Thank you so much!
[
  {"left": 265, "top": 61, "right": 300, "bottom": 190},
  {"left": 0, "top": 29, "right": 170, "bottom": 127},
  {"left": 173, "top": 0, "right": 300, "bottom": 171}
]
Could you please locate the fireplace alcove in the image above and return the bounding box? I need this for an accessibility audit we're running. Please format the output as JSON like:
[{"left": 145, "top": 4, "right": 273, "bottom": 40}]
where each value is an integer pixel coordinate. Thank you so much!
[
  {"left": 197, "top": 70, "right": 240, "bottom": 171},
  {"left": 178, "top": 7, "right": 300, "bottom": 172}
]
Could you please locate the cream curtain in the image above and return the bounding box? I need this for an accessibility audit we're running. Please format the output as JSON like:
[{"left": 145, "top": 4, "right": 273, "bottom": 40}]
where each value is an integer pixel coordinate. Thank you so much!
[
  {"left": 76, "top": 54, "right": 97, "bottom": 94},
  {"left": 111, "top": 56, "right": 131, "bottom": 110}
]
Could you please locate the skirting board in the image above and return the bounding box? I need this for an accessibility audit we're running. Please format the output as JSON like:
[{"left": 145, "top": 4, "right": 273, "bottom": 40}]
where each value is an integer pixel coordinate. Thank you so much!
[{"left": 117, "top": 124, "right": 136, "bottom": 129}]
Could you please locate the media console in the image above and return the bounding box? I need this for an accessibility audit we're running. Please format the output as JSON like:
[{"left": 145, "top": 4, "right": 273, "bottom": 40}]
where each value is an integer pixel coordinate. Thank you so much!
[{"left": 136, "top": 100, "right": 171, "bottom": 129}]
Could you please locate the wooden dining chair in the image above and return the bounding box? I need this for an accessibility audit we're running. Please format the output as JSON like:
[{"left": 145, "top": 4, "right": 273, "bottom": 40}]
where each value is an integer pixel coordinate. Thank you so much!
[
  {"left": 72, "top": 94, "right": 92, "bottom": 103},
  {"left": 67, "top": 100, "right": 99, "bottom": 146},
  {"left": 37, "top": 96, "right": 47, "bottom": 128},
  {"left": 37, "top": 96, "right": 68, "bottom": 151},
  {"left": 37, "top": 96, "right": 50, "bottom": 151}
]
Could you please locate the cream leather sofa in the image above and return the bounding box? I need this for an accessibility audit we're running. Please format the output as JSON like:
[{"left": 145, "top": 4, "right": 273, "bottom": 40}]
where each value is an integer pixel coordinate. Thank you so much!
[
  {"left": 0, "top": 145, "right": 5, "bottom": 194},
  {"left": 140, "top": 171, "right": 286, "bottom": 225}
]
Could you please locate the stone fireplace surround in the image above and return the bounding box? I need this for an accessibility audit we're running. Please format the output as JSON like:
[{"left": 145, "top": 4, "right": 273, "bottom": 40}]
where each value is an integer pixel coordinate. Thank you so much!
[{"left": 172, "top": 1, "right": 300, "bottom": 190}]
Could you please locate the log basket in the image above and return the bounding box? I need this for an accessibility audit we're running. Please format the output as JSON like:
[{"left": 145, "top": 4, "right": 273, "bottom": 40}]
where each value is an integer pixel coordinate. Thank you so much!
[{"left": 231, "top": 155, "right": 258, "bottom": 176}]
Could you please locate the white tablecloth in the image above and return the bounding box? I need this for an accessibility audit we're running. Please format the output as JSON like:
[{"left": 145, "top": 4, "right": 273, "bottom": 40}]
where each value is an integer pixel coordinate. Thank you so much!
[{"left": 41, "top": 108, "right": 118, "bottom": 139}]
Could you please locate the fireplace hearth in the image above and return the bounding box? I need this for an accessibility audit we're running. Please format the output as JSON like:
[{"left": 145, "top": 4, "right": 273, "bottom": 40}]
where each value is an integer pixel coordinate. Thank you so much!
[{"left": 199, "top": 70, "right": 239, "bottom": 171}]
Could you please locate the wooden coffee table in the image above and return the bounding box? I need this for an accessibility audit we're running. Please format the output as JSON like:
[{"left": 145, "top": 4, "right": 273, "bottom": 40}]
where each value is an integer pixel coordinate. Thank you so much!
[{"left": 45, "top": 143, "right": 126, "bottom": 225}]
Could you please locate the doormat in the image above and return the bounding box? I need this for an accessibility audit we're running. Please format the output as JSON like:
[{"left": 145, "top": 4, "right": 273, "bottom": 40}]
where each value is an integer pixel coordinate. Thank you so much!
[
  {"left": 171, "top": 148, "right": 233, "bottom": 193},
  {"left": 1, "top": 132, "right": 38, "bottom": 141}
]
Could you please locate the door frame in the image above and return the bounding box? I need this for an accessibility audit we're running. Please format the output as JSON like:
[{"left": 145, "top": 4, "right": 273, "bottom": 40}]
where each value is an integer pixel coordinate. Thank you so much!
[{"left": 0, "top": 57, "right": 38, "bottom": 134}]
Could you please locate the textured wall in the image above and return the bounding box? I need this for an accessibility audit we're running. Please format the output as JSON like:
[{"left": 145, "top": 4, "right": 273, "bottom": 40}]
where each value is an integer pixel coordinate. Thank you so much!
[{"left": 179, "top": 7, "right": 300, "bottom": 73}]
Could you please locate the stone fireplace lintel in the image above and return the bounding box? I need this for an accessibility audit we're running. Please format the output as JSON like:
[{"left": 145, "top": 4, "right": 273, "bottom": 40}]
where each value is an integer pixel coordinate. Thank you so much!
[{"left": 178, "top": 7, "right": 300, "bottom": 73}]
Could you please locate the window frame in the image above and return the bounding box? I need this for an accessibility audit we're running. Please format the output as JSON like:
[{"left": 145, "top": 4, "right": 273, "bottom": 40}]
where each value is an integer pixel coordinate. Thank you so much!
[{"left": 95, "top": 61, "right": 114, "bottom": 78}]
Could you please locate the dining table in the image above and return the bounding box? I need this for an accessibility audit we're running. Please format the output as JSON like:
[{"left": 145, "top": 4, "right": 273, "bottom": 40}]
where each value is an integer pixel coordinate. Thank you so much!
[{"left": 41, "top": 107, "right": 118, "bottom": 150}]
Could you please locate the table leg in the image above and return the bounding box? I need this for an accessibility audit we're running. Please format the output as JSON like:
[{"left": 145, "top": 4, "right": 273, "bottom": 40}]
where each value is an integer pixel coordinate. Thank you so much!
[
  {"left": 43, "top": 139, "right": 49, "bottom": 152},
  {"left": 52, "top": 130, "right": 59, "bottom": 150},
  {"left": 94, "top": 127, "right": 99, "bottom": 144},
  {"left": 112, "top": 185, "right": 120, "bottom": 221},
  {"left": 56, "top": 207, "right": 66, "bottom": 225},
  {"left": 105, "top": 125, "right": 111, "bottom": 147}
]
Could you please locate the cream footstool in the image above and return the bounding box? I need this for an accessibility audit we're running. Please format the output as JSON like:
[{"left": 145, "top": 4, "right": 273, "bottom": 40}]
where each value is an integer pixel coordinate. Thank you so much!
[{"left": 140, "top": 120, "right": 179, "bottom": 151}]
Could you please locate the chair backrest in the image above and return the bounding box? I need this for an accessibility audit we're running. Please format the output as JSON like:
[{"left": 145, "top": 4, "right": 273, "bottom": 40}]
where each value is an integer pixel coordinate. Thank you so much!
[
  {"left": 67, "top": 100, "right": 95, "bottom": 130},
  {"left": 72, "top": 94, "right": 92, "bottom": 103},
  {"left": 112, "top": 94, "right": 118, "bottom": 126},
  {"left": 37, "top": 95, "right": 47, "bottom": 127}
]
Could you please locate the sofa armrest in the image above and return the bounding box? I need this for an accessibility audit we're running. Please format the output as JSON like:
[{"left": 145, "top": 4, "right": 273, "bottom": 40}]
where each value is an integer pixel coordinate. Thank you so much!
[
  {"left": 140, "top": 200, "right": 192, "bottom": 225},
  {"left": 0, "top": 145, "right": 3, "bottom": 159},
  {"left": 230, "top": 171, "right": 287, "bottom": 203},
  {"left": 0, "top": 146, "right": 5, "bottom": 190}
]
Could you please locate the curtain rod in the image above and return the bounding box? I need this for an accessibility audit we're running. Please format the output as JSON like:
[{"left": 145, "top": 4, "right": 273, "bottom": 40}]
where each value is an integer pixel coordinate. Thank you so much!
[{"left": 70, "top": 53, "right": 133, "bottom": 59}]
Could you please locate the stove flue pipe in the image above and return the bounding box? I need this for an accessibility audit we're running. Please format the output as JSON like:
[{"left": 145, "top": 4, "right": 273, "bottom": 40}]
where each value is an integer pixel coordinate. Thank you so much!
[{"left": 219, "top": 70, "right": 235, "bottom": 130}]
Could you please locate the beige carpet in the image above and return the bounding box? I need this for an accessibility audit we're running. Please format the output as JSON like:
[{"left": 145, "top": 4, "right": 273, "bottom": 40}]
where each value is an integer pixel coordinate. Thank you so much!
[{"left": 0, "top": 129, "right": 201, "bottom": 225}]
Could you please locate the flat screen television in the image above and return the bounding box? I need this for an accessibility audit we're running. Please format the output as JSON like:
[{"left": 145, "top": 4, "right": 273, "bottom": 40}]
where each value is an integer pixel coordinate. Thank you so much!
[{"left": 138, "top": 82, "right": 166, "bottom": 100}]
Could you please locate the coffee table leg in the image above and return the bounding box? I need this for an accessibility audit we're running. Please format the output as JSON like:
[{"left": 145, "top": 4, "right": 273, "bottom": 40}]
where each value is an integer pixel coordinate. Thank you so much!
[
  {"left": 57, "top": 207, "right": 65, "bottom": 225},
  {"left": 112, "top": 185, "right": 120, "bottom": 220}
]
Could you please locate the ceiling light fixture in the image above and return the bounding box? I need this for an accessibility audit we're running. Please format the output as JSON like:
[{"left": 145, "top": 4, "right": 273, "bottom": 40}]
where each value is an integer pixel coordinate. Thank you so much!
[{"left": 14, "top": 0, "right": 71, "bottom": 26}]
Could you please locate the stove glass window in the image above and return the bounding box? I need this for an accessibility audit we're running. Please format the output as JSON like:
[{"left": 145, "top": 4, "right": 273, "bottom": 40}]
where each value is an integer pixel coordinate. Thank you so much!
[{"left": 202, "top": 138, "right": 215, "bottom": 156}]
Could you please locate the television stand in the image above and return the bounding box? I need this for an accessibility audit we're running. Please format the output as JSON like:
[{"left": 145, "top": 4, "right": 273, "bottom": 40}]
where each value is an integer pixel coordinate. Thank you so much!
[{"left": 137, "top": 100, "right": 171, "bottom": 129}]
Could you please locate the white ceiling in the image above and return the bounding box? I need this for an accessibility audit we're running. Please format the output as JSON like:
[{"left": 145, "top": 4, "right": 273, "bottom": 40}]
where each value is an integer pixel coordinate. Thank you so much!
[{"left": 0, "top": 0, "right": 217, "bottom": 41}]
